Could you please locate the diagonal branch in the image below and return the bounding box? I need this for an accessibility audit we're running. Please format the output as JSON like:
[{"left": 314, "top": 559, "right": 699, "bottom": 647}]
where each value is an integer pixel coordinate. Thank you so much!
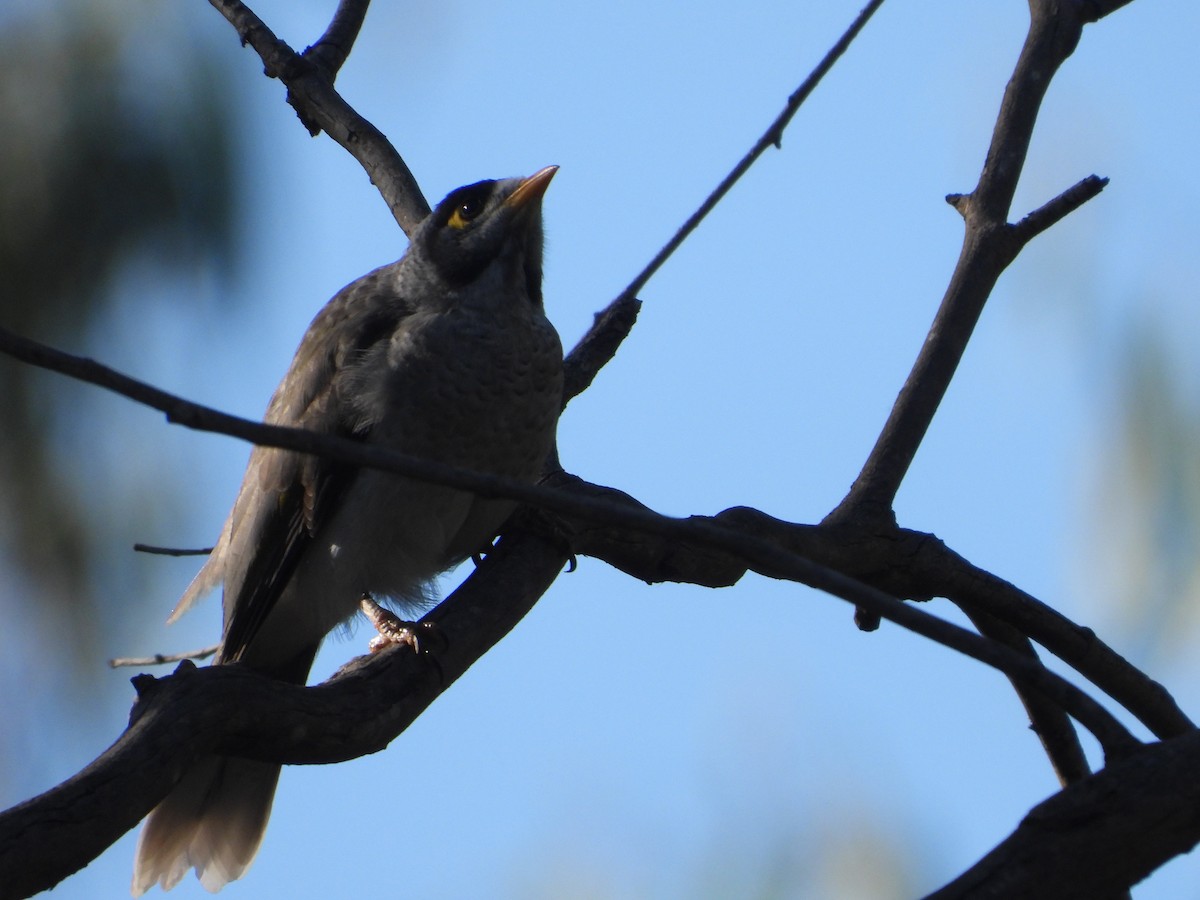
[
  {"left": 815, "top": 2, "right": 1130, "bottom": 785},
  {"left": 1080, "top": 0, "right": 1139, "bottom": 24},
  {"left": 560, "top": 0, "right": 887, "bottom": 406},
  {"left": 959, "top": 608, "right": 1091, "bottom": 786},
  {"left": 1009, "top": 173, "right": 1109, "bottom": 245},
  {"left": 0, "top": 322, "right": 1139, "bottom": 758},
  {"left": 556, "top": 496, "right": 1193, "bottom": 743},
  {"left": 206, "top": 0, "right": 430, "bottom": 233},
  {"left": 932, "top": 546, "right": 1194, "bottom": 739},
  {"left": 562, "top": 294, "right": 642, "bottom": 406},
  {"left": 0, "top": 528, "right": 567, "bottom": 898},
  {"left": 831, "top": 2, "right": 1107, "bottom": 525},
  {"left": 616, "top": 0, "right": 886, "bottom": 304},
  {"left": 926, "top": 730, "right": 1200, "bottom": 900},
  {"left": 109, "top": 644, "right": 220, "bottom": 669},
  {"left": 302, "top": 0, "right": 371, "bottom": 81}
]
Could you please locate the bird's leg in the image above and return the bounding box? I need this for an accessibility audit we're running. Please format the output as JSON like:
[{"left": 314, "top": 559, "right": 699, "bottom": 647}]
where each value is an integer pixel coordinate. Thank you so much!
[{"left": 359, "top": 594, "right": 424, "bottom": 653}]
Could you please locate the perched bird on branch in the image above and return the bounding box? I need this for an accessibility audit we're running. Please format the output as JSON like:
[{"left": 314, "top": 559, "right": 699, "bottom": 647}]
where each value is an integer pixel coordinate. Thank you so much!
[{"left": 132, "top": 167, "right": 564, "bottom": 895}]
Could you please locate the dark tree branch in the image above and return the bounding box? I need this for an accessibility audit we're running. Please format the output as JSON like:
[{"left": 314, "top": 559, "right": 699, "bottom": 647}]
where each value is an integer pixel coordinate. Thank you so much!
[
  {"left": 554, "top": 495, "right": 1192, "bottom": 743},
  {"left": 816, "top": 508, "right": 1192, "bottom": 741},
  {"left": 302, "top": 0, "right": 370, "bottom": 81},
  {"left": 0, "top": 504, "right": 1150, "bottom": 900},
  {"left": 206, "top": 0, "right": 430, "bottom": 233},
  {"left": 618, "top": 0, "right": 886, "bottom": 303},
  {"left": 0, "top": 323, "right": 1139, "bottom": 752},
  {"left": 562, "top": 294, "right": 642, "bottom": 407},
  {"left": 813, "top": 0, "right": 1139, "bottom": 791},
  {"left": 560, "top": 0, "right": 887, "bottom": 404},
  {"left": 1, "top": 0, "right": 1182, "bottom": 896},
  {"left": 0, "top": 529, "right": 568, "bottom": 899},
  {"left": 132, "top": 543, "right": 212, "bottom": 556},
  {"left": 1009, "top": 173, "right": 1109, "bottom": 245},
  {"left": 925, "top": 731, "right": 1200, "bottom": 900},
  {"left": 831, "top": 2, "right": 1105, "bottom": 525},
  {"left": 960, "top": 609, "right": 1091, "bottom": 786},
  {"left": 929, "top": 543, "right": 1194, "bottom": 740},
  {"left": 1081, "top": 0, "right": 1138, "bottom": 20}
]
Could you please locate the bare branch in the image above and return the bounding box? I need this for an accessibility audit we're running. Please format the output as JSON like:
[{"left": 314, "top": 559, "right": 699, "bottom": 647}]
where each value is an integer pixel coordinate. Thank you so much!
[
  {"left": 926, "top": 731, "right": 1200, "bottom": 900},
  {"left": 109, "top": 645, "right": 220, "bottom": 669},
  {"left": 562, "top": 0, "right": 887, "bottom": 403},
  {"left": 960, "top": 609, "right": 1091, "bottom": 785},
  {"left": 0, "top": 529, "right": 567, "bottom": 898},
  {"left": 932, "top": 546, "right": 1195, "bottom": 739},
  {"left": 832, "top": 2, "right": 1103, "bottom": 523},
  {"left": 1080, "top": 0, "right": 1139, "bottom": 25},
  {"left": 206, "top": 0, "right": 430, "bottom": 233},
  {"left": 132, "top": 543, "right": 212, "bottom": 557},
  {"left": 0, "top": 323, "right": 1137, "bottom": 757},
  {"left": 1010, "top": 174, "right": 1109, "bottom": 246},
  {"left": 562, "top": 294, "right": 642, "bottom": 406},
  {"left": 619, "top": 0, "right": 886, "bottom": 303},
  {"left": 0, "top": 505, "right": 1151, "bottom": 899},
  {"left": 955, "top": 634, "right": 1128, "bottom": 808},
  {"left": 302, "top": 0, "right": 371, "bottom": 81},
  {"left": 559, "top": 497, "right": 1192, "bottom": 743}
]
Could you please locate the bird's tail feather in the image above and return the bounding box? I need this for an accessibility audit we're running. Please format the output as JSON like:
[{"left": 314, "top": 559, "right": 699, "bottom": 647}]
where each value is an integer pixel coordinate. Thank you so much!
[{"left": 131, "top": 756, "right": 280, "bottom": 895}]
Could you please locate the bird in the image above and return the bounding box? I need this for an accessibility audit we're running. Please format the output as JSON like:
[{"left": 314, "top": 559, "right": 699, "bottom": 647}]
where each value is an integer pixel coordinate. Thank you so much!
[{"left": 132, "top": 166, "right": 564, "bottom": 895}]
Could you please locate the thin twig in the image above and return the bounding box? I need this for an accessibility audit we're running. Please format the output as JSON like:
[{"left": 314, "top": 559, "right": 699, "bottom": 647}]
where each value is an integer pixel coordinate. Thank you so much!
[
  {"left": 560, "top": 0, "right": 887, "bottom": 404},
  {"left": 109, "top": 645, "right": 220, "bottom": 669},
  {"left": 132, "top": 543, "right": 213, "bottom": 557},
  {"left": 0, "top": 324, "right": 1139, "bottom": 759},
  {"left": 619, "top": 0, "right": 886, "bottom": 303},
  {"left": 962, "top": 608, "right": 1091, "bottom": 785},
  {"left": 1010, "top": 174, "right": 1109, "bottom": 246}
]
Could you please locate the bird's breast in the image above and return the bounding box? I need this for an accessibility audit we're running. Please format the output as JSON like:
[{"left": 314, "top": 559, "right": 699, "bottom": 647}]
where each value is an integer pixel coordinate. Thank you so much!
[{"left": 372, "top": 308, "right": 563, "bottom": 478}]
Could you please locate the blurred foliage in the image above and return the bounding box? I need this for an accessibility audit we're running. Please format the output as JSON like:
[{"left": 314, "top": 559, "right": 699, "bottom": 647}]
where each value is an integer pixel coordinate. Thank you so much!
[
  {"left": 1085, "top": 317, "right": 1200, "bottom": 662},
  {"left": 688, "top": 812, "right": 917, "bottom": 900},
  {"left": 515, "top": 806, "right": 919, "bottom": 900},
  {"left": 0, "top": 3, "right": 235, "bottom": 649}
]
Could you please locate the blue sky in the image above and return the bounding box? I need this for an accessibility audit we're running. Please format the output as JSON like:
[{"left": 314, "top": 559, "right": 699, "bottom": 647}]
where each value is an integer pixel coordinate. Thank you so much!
[{"left": 7, "top": 1, "right": 1200, "bottom": 897}]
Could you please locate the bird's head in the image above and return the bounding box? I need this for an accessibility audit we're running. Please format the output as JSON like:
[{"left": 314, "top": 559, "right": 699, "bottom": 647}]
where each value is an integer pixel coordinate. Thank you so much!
[{"left": 411, "top": 165, "right": 558, "bottom": 312}]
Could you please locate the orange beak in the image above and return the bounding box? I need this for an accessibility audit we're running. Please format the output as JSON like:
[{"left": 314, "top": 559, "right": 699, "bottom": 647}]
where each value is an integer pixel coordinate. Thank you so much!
[{"left": 505, "top": 165, "right": 558, "bottom": 210}]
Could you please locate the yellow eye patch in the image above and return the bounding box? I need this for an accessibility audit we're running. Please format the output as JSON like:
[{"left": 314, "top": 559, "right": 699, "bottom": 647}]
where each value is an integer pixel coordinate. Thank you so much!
[{"left": 447, "top": 197, "right": 485, "bottom": 230}]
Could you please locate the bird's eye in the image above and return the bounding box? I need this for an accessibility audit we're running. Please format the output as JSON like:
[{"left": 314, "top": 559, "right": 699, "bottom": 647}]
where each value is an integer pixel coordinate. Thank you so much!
[{"left": 447, "top": 194, "right": 485, "bottom": 230}]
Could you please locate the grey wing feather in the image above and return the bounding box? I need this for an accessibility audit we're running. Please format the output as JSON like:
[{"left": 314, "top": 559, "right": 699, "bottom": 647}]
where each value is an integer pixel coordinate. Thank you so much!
[{"left": 169, "top": 264, "right": 409, "bottom": 662}]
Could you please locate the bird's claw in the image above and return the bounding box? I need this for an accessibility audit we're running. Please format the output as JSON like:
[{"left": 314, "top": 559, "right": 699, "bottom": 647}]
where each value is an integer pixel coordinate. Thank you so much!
[{"left": 360, "top": 595, "right": 431, "bottom": 653}]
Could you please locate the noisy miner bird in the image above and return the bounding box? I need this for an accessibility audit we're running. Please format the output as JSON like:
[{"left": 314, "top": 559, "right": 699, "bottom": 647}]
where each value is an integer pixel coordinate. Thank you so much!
[{"left": 132, "top": 166, "right": 564, "bottom": 895}]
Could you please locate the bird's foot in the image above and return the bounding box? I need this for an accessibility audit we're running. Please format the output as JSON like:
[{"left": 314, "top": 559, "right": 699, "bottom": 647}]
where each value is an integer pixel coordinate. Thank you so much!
[{"left": 359, "top": 594, "right": 433, "bottom": 653}]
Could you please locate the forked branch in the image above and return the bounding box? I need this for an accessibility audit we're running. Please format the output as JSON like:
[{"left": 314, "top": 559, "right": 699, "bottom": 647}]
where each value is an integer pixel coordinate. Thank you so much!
[
  {"left": 832, "top": 4, "right": 1109, "bottom": 525},
  {"left": 206, "top": 0, "right": 430, "bottom": 232}
]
